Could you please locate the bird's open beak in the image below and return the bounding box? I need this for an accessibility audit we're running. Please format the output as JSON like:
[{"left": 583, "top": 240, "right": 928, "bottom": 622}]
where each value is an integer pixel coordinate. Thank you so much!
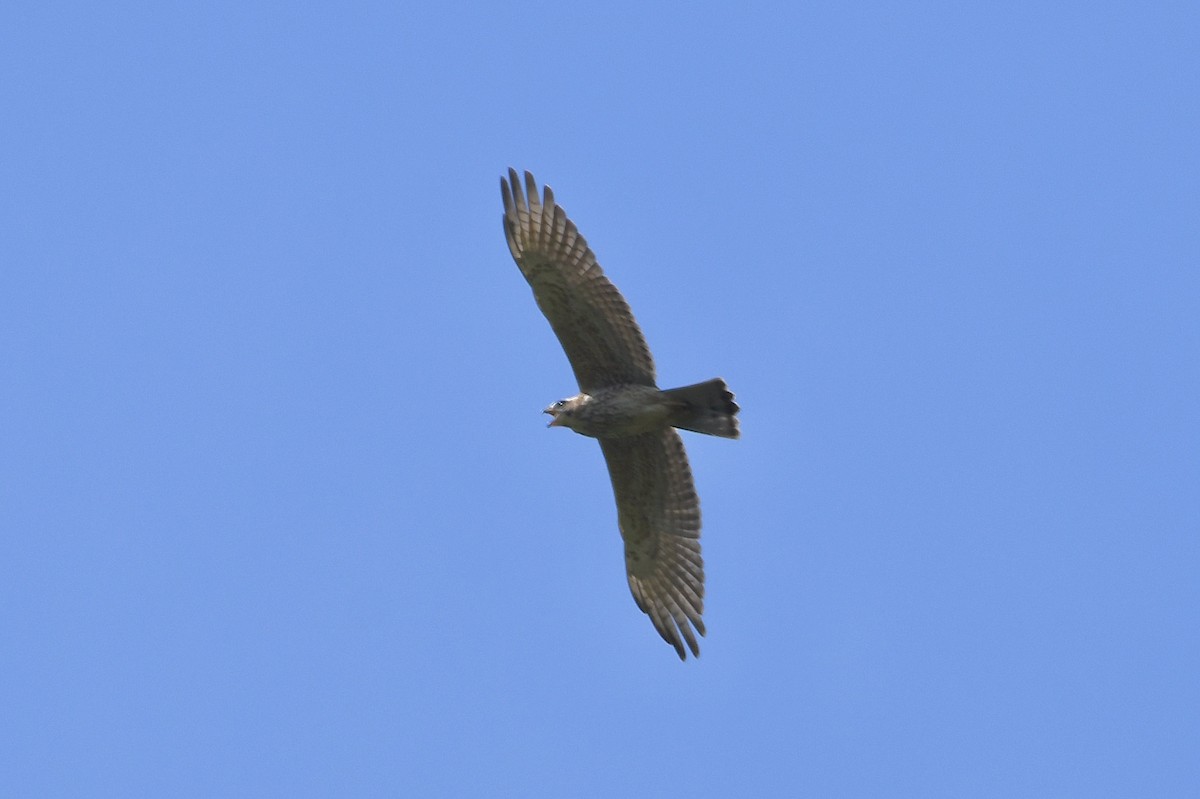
[{"left": 543, "top": 406, "right": 562, "bottom": 427}]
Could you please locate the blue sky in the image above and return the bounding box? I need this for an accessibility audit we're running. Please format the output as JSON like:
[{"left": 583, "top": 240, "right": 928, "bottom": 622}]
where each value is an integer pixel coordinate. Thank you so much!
[{"left": 3, "top": 2, "right": 1197, "bottom": 795}]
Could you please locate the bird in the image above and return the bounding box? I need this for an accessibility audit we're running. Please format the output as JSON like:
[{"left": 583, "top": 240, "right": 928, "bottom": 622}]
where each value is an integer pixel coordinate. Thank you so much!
[{"left": 500, "top": 168, "right": 739, "bottom": 660}]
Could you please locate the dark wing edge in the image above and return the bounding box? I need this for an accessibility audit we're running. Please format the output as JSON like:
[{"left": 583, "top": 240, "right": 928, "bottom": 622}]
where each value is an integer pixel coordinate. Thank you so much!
[
  {"left": 599, "top": 429, "right": 705, "bottom": 660},
  {"left": 501, "top": 169, "right": 656, "bottom": 392}
]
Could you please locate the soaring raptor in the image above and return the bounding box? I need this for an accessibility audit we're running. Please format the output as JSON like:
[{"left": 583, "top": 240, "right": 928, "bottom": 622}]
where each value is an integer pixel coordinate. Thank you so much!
[{"left": 500, "top": 169, "right": 739, "bottom": 659}]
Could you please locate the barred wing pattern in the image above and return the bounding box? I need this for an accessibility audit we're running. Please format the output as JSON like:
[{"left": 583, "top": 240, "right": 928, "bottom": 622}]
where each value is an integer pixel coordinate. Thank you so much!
[
  {"left": 599, "top": 429, "right": 705, "bottom": 659},
  {"left": 501, "top": 169, "right": 656, "bottom": 392}
]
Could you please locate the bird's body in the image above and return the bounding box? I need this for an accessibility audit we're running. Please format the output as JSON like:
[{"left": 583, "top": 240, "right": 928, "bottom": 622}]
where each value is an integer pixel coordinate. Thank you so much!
[
  {"left": 546, "top": 384, "right": 673, "bottom": 438},
  {"left": 500, "top": 169, "right": 739, "bottom": 660}
]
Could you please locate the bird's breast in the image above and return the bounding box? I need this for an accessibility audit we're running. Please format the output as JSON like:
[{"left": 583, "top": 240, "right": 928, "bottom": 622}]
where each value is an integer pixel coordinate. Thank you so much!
[{"left": 569, "top": 385, "right": 671, "bottom": 438}]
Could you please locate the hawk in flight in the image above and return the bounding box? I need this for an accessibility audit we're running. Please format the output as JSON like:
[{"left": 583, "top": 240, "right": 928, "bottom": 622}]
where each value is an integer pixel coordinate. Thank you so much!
[{"left": 500, "top": 169, "right": 739, "bottom": 659}]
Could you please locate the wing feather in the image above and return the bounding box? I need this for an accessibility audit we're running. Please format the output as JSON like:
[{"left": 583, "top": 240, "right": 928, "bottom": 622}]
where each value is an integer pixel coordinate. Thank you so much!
[
  {"left": 599, "top": 429, "right": 705, "bottom": 660},
  {"left": 501, "top": 169, "right": 656, "bottom": 392}
]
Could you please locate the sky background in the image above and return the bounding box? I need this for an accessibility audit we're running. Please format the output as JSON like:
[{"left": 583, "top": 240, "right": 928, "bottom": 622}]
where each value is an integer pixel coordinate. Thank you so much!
[{"left": 2, "top": 2, "right": 1198, "bottom": 796}]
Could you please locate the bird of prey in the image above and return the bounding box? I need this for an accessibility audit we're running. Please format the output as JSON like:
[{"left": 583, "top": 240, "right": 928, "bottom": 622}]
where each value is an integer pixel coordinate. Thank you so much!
[{"left": 500, "top": 169, "right": 739, "bottom": 660}]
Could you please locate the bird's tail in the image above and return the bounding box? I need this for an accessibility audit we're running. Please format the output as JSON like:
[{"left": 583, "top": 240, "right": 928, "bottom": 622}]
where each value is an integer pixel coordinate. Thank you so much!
[{"left": 664, "top": 378, "right": 740, "bottom": 439}]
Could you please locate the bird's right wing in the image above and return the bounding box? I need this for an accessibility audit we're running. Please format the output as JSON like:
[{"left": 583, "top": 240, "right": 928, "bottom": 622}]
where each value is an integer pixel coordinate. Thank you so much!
[
  {"left": 501, "top": 169, "right": 656, "bottom": 393},
  {"left": 599, "top": 428, "right": 705, "bottom": 660}
]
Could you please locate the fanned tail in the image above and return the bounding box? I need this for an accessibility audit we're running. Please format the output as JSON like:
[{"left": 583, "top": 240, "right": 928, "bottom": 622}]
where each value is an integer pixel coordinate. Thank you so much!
[{"left": 663, "top": 378, "right": 740, "bottom": 439}]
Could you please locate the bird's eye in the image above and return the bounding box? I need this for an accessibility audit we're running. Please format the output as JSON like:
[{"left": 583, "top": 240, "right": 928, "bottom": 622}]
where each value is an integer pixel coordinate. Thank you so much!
[{"left": 554, "top": 400, "right": 565, "bottom": 409}]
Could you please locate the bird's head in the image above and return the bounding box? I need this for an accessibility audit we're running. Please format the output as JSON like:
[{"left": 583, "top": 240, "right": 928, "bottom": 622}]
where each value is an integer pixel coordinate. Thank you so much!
[{"left": 544, "top": 394, "right": 589, "bottom": 429}]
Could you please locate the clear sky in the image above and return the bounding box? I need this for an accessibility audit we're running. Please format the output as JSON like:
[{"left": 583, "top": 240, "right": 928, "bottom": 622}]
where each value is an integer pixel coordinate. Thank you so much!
[{"left": 3, "top": 2, "right": 1197, "bottom": 796}]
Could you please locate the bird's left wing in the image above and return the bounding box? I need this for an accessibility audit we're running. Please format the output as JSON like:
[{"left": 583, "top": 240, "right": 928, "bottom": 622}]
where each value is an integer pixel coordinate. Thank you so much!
[
  {"left": 501, "top": 169, "right": 656, "bottom": 393},
  {"left": 599, "top": 429, "right": 705, "bottom": 659}
]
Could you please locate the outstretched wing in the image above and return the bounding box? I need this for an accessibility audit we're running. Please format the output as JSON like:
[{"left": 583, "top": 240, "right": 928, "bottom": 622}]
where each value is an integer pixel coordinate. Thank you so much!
[
  {"left": 599, "top": 429, "right": 705, "bottom": 659},
  {"left": 501, "top": 169, "right": 656, "bottom": 392}
]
